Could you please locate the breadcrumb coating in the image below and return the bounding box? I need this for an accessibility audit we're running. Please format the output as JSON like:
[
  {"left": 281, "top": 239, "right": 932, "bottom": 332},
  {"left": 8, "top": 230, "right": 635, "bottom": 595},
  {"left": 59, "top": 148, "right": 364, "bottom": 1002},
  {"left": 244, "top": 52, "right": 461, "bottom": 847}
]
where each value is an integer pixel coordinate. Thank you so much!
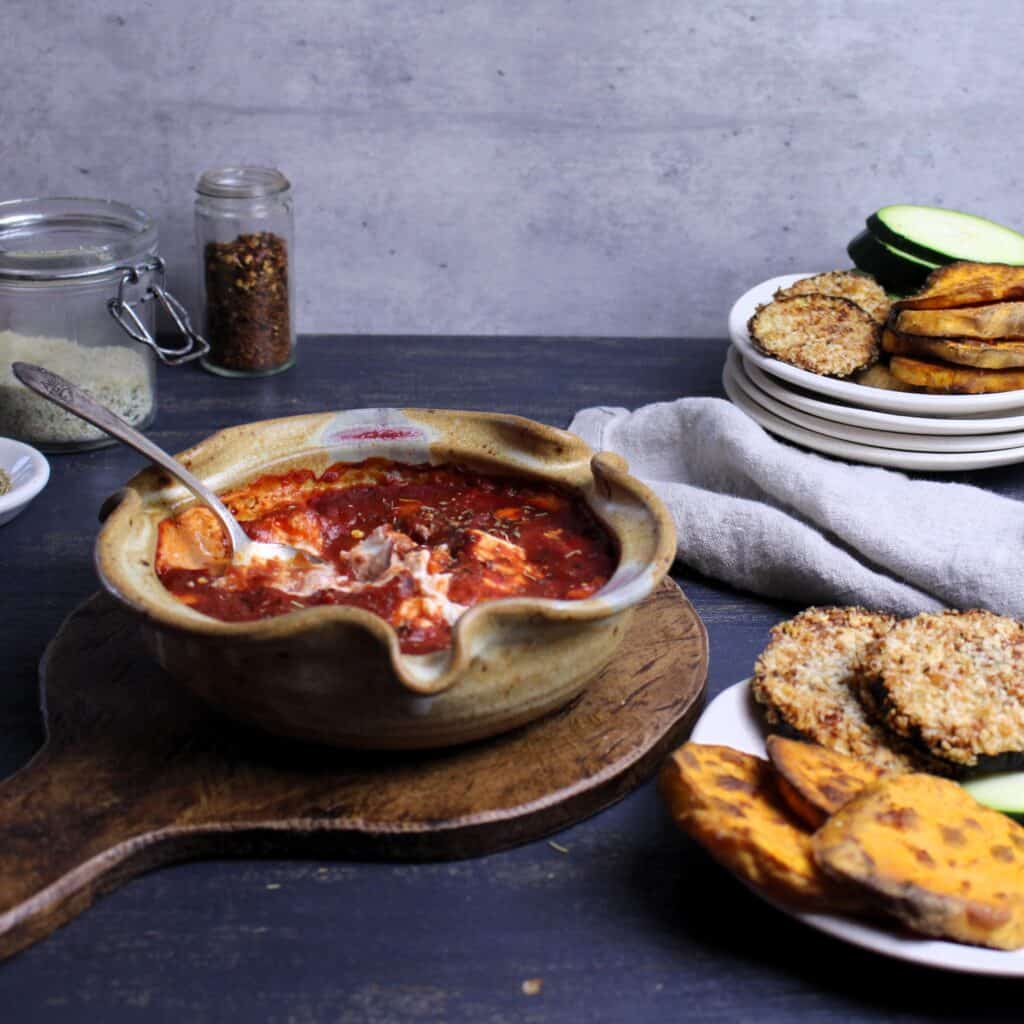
[
  {"left": 751, "top": 607, "right": 930, "bottom": 773},
  {"left": 748, "top": 295, "right": 880, "bottom": 377},
  {"left": 861, "top": 610, "right": 1024, "bottom": 770},
  {"left": 775, "top": 270, "right": 892, "bottom": 324}
]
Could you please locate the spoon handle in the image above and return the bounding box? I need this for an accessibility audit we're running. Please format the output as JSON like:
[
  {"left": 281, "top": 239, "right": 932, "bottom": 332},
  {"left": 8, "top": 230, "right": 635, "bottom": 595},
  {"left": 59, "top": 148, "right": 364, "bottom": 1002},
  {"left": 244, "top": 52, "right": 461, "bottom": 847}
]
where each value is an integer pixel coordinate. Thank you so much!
[{"left": 12, "top": 361, "right": 247, "bottom": 551}]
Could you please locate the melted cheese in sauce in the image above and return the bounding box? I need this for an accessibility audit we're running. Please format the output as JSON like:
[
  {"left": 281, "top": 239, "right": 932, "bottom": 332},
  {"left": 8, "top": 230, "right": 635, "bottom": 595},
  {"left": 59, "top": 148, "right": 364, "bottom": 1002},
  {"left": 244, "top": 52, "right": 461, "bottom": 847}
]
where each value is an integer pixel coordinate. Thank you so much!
[
  {"left": 155, "top": 459, "right": 615, "bottom": 654},
  {"left": 258, "top": 525, "right": 471, "bottom": 630}
]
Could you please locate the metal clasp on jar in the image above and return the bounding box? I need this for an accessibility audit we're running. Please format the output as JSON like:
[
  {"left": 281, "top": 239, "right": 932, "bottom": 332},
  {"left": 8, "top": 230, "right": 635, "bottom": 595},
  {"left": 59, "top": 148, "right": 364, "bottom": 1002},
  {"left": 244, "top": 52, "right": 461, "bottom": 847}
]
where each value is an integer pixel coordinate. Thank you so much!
[{"left": 108, "top": 257, "right": 210, "bottom": 365}]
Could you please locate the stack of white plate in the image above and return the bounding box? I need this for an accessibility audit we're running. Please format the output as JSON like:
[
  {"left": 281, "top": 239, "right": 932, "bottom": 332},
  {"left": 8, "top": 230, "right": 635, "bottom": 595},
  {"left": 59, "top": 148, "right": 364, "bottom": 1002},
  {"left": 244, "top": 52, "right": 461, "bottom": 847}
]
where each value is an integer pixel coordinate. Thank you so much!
[{"left": 725, "top": 274, "right": 1024, "bottom": 471}]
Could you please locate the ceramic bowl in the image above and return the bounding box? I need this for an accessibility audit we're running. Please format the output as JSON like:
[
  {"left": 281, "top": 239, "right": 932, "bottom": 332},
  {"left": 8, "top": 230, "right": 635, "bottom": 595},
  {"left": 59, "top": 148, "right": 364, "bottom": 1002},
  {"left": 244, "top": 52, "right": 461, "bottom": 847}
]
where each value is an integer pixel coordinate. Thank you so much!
[
  {"left": 0, "top": 437, "right": 49, "bottom": 527},
  {"left": 95, "top": 408, "right": 676, "bottom": 749}
]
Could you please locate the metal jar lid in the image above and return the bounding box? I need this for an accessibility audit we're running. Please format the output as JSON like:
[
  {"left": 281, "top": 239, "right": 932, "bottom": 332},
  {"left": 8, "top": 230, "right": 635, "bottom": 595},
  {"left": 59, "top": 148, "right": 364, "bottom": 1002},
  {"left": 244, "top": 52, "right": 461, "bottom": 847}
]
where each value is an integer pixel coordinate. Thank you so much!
[{"left": 0, "top": 197, "right": 208, "bottom": 364}]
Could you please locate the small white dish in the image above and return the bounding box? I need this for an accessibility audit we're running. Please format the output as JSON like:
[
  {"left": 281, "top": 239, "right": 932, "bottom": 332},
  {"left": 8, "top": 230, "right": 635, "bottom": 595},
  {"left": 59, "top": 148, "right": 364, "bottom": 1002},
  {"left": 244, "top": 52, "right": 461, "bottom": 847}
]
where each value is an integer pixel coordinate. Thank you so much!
[
  {"left": 727, "top": 350, "right": 1024, "bottom": 454},
  {"left": 722, "top": 355, "right": 1024, "bottom": 471},
  {"left": 728, "top": 273, "right": 1024, "bottom": 417},
  {"left": 689, "top": 679, "right": 1024, "bottom": 977},
  {"left": 742, "top": 355, "right": 1024, "bottom": 437},
  {"left": 0, "top": 437, "right": 50, "bottom": 526}
]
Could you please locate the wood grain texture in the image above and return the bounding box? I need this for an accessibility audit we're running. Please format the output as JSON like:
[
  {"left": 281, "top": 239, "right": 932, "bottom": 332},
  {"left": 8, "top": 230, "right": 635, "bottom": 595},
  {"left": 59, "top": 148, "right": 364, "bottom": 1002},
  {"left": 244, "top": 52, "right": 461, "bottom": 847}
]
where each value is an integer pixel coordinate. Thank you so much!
[
  {"left": 6, "top": 338, "right": 1024, "bottom": 1022},
  {"left": 0, "top": 578, "right": 706, "bottom": 960}
]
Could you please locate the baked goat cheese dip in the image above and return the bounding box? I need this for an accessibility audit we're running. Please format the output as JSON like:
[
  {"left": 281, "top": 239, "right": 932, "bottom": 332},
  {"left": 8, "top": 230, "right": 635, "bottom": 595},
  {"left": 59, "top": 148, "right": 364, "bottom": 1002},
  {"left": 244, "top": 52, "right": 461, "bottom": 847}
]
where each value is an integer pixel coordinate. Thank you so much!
[{"left": 155, "top": 458, "right": 616, "bottom": 654}]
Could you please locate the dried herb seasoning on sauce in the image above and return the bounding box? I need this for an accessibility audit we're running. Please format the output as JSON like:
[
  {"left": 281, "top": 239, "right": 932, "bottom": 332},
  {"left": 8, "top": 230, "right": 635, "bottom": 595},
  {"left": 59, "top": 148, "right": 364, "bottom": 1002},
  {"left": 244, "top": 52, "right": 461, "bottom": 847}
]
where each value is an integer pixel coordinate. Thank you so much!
[
  {"left": 154, "top": 458, "right": 617, "bottom": 654},
  {"left": 203, "top": 231, "right": 292, "bottom": 372}
]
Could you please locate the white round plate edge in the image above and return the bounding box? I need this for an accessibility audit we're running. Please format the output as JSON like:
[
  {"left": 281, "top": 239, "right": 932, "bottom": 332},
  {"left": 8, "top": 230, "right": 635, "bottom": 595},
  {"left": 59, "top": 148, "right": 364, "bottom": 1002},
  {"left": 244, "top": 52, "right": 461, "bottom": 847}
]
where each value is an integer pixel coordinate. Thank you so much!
[
  {"left": 728, "top": 274, "right": 1024, "bottom": 416},
  {"left": 742, "top": 354, "right": 1024, "bottom": 437},
  {"left": 726, "top": 350, "right": 1024, "bottom": 454},
  {"left": 722, "top": 356, "right": 1024, "bottom": 471},
  {"left": 689, "top": 680, "right": 1024, "bottom": 977}
]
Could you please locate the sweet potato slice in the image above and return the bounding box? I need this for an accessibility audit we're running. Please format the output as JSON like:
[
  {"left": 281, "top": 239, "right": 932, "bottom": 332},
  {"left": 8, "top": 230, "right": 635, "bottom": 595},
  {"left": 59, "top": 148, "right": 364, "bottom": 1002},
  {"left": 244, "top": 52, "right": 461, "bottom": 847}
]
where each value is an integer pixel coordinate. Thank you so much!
[
  {"left": 814, "top": 774, "right": 1024, "bottom": 949},
  {"left": 882, "top": 327, "right": 1024, "bottom": 369},
  {"left": 888, "top": 356, "right": 1024, "bottom": 394},
  {"left": 659, "top": 743, "right": 859, "bottom": 910},
  {"left": 895, "top": 303, "right": 1024, "bottom": 340},
  {"left": 895, "top": 262, "right": 1024, "bottom": 311},
  {"left": 766, "top": 735, "right": 889, "bottom": 829}
]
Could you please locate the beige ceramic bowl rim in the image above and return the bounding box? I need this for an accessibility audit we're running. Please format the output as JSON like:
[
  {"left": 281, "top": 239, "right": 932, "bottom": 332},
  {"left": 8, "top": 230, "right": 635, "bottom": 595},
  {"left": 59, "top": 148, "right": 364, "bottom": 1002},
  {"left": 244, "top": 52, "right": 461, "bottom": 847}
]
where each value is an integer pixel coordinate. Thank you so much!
[{"left": 95, "top": 407, "right": 677, "bottom": 696}]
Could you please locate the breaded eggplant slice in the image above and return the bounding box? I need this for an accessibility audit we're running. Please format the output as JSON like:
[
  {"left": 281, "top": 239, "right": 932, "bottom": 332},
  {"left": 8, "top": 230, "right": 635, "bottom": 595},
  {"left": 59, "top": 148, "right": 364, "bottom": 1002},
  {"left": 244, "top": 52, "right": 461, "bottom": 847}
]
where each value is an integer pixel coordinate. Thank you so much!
[
  {"left": 814, "top": 773, "right": 1024, "bottom": 950},
  {"left": 751, "top": 607, "right": 934, "bottom": 774},
  {"left": 861, "top": 610, "right": 1024, "bottom": 773},
  {"left": 659, "top": 743, "right": 860, "bottom": 910},
  {"left": 748, "top": 295, "right": 880, "bottom": 377},
  {"left": 766, "top": 734, "right": 889, "bottom": 829},
  {"left": 775, "top": 270, "right": 891, "bottom": 324}
]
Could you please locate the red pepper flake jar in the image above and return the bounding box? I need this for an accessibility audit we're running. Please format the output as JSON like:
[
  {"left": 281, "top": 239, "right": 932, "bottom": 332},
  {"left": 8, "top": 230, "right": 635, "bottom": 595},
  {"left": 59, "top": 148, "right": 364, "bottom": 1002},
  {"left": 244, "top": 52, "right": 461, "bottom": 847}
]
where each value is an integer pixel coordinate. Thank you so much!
[{"left": 194, "top": 167, "right": 296, "bottom": 377}]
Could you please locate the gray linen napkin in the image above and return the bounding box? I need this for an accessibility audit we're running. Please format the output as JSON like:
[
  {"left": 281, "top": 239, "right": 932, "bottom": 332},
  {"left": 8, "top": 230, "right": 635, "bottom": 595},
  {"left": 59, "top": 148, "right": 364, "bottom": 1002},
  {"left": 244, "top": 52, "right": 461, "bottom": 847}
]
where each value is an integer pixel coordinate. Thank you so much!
[{"left": 570, "top": 397, "right": 1024, "bottom": 616}]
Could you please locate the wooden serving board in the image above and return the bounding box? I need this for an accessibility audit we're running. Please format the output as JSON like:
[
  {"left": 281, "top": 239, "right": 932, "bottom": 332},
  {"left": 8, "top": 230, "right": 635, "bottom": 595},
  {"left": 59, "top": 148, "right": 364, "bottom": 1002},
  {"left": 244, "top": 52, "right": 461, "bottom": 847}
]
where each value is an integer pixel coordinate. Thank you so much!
[{"left": 0, "top": 577, "right": 707, "bottom": 959}]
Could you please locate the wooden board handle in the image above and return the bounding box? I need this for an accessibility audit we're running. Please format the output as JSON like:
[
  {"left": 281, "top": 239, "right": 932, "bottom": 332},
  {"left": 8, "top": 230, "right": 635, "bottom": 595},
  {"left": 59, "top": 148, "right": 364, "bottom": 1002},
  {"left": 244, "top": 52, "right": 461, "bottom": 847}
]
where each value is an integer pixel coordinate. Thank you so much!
[
  {"left": 0, "top": 749, "right": 182, "bottom": 960},
  {"left": 0, "top": 582, "right": 707, "bottom": 960}
]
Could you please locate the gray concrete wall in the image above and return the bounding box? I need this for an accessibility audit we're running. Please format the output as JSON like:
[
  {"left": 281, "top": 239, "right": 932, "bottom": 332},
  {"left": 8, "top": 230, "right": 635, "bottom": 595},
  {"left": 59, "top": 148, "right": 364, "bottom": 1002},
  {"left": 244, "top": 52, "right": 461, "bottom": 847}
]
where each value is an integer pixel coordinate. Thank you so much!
[{"left": 1, "top": 0, "right": 1020, "bottom": 337}]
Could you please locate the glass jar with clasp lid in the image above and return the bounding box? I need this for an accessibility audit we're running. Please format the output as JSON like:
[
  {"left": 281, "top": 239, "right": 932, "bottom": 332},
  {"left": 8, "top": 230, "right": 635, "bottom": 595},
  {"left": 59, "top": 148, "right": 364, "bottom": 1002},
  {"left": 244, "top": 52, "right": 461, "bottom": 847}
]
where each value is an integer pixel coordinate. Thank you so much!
[{"left": 0, "top": 197, "right": 208, "bottom": 452}]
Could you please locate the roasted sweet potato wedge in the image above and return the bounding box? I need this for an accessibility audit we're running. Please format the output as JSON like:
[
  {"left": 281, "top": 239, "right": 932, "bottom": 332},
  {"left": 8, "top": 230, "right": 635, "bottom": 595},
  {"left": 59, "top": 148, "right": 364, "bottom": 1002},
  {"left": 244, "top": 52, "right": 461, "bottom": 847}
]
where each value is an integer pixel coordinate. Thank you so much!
[
  {"left": 766, "top": 735, "right": 889, "bottom": 829},
  {"left": 895, "top": 302, "right": 1024, "bottom": 340},
  {"left": 659, "top": 743, "right": 859, "bottom": 910},
  {"left": 882, "top": 327, "right": 1024, "bottom": 369},
  {"left": 895, "top": 262, "right": 1024, "bottom": 311},
  {"left": 888, "top": 355, "right": 1024, "bottom": 394},
  {"left": 814, "top": 774, "right": 1024, "bottom": 949}
]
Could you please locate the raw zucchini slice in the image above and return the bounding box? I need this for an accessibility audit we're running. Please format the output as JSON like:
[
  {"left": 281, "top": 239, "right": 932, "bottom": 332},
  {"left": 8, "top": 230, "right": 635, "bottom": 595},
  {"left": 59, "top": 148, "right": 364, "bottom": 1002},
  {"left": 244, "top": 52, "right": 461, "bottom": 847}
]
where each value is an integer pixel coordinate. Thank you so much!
[
  {"left": 847, "top": 229, "right": 937, "bottom": 295},
  {"left": 868, "top": 205, "right": 1024, "bottom": 267},
  {"left": 963, "top": 772, "right": 1024, "bottom": 820}
]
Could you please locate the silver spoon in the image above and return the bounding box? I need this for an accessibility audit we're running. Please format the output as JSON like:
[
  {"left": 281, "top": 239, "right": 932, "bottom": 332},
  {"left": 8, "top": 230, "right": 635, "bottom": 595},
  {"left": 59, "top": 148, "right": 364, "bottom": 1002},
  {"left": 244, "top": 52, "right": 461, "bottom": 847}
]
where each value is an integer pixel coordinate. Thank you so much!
[{"left": 12, "top": 361, "right": 323, "bottom": 567}]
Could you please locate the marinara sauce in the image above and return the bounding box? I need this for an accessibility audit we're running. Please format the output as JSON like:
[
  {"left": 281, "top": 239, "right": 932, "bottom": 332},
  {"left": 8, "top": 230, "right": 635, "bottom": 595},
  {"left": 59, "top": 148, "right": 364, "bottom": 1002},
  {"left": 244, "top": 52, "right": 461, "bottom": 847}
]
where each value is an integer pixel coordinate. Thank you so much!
[{"left": 156, "top": 459, "right": 616, "bottom": 654}]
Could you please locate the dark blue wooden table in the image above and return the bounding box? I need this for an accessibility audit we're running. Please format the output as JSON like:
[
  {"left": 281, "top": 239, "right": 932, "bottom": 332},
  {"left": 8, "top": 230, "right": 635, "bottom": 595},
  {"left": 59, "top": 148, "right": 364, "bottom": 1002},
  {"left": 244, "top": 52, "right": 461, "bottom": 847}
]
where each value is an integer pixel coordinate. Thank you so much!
[{"left": 3, "top": 336, "right": 1023, "bottom": 1022}]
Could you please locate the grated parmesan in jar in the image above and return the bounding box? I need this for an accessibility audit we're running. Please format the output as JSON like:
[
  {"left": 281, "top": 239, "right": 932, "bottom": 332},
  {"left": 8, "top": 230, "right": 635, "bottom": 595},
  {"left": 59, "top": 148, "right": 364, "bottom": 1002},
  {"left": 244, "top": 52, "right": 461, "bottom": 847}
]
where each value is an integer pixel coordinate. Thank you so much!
[{"left": 0, "top": 331, "right": 153, "bottom": 448}]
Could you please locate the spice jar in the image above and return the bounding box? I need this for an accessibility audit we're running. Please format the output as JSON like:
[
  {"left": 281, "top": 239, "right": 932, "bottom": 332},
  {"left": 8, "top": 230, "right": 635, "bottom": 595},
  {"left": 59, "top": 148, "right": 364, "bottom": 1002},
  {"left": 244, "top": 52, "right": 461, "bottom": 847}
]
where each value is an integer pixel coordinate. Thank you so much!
[
  {"left": 0, "top": 197, "right": 208, "bottom": 452},
  {"left": 194, "top": 167, "right": 295, "bottom": 377}
]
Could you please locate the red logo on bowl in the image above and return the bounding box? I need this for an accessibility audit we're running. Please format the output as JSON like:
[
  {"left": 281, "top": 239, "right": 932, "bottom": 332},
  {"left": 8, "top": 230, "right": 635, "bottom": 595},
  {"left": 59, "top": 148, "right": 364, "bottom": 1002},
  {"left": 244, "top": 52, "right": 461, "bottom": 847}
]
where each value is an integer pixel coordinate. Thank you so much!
[{"left": 326, "top": 425, "right": 425, "bottom": 443}]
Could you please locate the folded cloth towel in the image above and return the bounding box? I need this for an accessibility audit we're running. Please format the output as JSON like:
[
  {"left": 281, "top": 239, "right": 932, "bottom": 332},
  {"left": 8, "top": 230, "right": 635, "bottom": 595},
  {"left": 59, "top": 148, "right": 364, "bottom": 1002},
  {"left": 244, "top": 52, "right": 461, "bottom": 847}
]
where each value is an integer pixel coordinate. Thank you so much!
[{"left": 570, "top": 397, "right": 1024, "bottom": 617}]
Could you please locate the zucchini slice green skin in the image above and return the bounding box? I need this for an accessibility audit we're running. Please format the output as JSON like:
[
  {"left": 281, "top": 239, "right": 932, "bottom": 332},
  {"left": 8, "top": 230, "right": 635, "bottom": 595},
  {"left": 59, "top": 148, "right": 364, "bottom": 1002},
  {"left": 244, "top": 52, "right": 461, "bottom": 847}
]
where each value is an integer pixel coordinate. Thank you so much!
[
  {"left": 847, "top": 229, "right": 937, "bottom": 296},
  {"left": 963, "top": 771, "right": 1024, "bottom": 821},
  {"left": 868, "top": 205, "right": 1024, "bottom": 267}
]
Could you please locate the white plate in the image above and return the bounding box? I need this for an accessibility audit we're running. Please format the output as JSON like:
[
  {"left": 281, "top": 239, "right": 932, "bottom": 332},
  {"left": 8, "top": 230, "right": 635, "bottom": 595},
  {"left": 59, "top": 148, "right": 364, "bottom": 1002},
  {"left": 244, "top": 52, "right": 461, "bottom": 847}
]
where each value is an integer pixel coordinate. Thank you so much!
[
  {"left": 727, "top": 350, "right": 1024, "bottom": 454},
  {"left": 690, "top": 679, "right": 1024, "bottom": 976},
  {"left": 0, "top": 437, "right": 49, "bottom": 526},
  {"left": 729, "top": 274, "right": 1024, "bottom": 416},
  {"left": 723, "top": 356, "right": 1024, "bottom": 471},
  {"left": 742, "top": 355, "right": 1024, "bottom": 437}
]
